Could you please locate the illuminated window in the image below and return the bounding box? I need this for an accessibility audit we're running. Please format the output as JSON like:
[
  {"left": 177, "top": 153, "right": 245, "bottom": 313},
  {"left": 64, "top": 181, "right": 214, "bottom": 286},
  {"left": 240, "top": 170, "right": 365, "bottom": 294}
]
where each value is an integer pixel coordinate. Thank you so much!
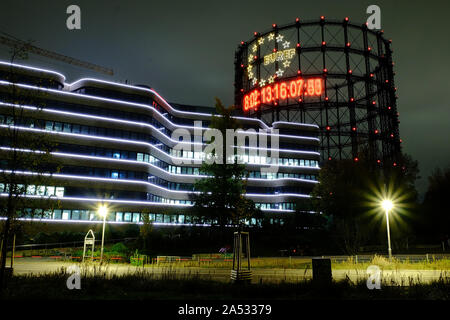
[
  {"left": 124, "top": 212, "right": 132, "bottom": 221},
  {"left": 54, "top": 122, "right": 62, "bottom": 131},
  {"left": 27, "top": 185, "right": 36, "bottom": 195},
  {"left": 111, "top": 171, "right": 119, "bottom": 179},
  {"left": 36, "top": 186, "right": 45, "bottom": 195},
  {"left": 53, "top": 210, "right": 62, "bottom": 219},
  {"left": 45, "top": 121, "right": 53, "bottom": 131},
  {"left": 62, "top": 210, "right": 70, "bottom": 220},
  {"left": 71, "top": 210, "right": 80, "bottom": 220},
  {"left": 55, "top": 187, "right": 64, "bottom": 197},
  {"left": 116, "top": 212, "right": 123, "bottom": 222}
]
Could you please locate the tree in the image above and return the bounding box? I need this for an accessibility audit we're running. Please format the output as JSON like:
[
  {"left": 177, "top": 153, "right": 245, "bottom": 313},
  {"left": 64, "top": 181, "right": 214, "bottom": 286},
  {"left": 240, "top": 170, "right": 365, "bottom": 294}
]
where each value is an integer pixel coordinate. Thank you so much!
[
  {"left": 139, "top": 211, "right": 153, "bottom": 252},
  {"left": 0, "top": 45, "right": 61, "bottom": 290},
  {"left": 190, "top": 98, "right": 261, "bottom": 228},
  {"left": 422, "top": 166, "right": 450, "bottom": 240},
  {"left": 311, "top": 152, "right": 419, "bottom": 254}
]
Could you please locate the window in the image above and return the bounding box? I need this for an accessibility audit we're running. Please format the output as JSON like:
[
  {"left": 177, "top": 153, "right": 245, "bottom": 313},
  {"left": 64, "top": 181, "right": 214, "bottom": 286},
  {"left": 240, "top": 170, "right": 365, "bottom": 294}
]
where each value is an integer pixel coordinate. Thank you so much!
[
  {"left": 124, "top": 212, "right": 132, "bottom": 222},
  {"left": 53, "top": 210, "right": 62, "bottom": 219},
  {"left": 36, "top": 185, "right": 45, "bottom": 195},
  {"left": 55, "top": 187, "right": 64, "bottom": 197},
  {"left": 137, "top": 153, "right": 144, "bottom": 162},
  {"left": 80, "top": 210, "right": 89, "bottom": 220},
  {"left": 116, "top": 212, "right": 123, "bottom": 222},
  {"left": 63, "top": 123, "right": 71, "bottom": 132},
  {"left": 113, "top": 152, "right": 121, "bottom": 159},
  {"left": 111, "top": 171, "right": 119, "bottom": 179},
  {"left": 72, "top": 124, "right": 81, "bottom": 133},
  {"left": 132, "top": 213, "right": 140, "bottom": 223},
  {"left": 45, "top": 186, "right": 55, "bottom": 196},
  {"left": 27, "top": 185, "right": 36, "bottom": 195},
  {"left": 54, "top": 122, "right": 62, "bottom": 131},
  {"left": 71, "top": 210, "right": 80, "bottom": 220},
  {"left": 45, "top": 121, "right": 53, "bottom": 131},
  {"left": 62, "top": 210, "right": 70, "bottom": 220}
]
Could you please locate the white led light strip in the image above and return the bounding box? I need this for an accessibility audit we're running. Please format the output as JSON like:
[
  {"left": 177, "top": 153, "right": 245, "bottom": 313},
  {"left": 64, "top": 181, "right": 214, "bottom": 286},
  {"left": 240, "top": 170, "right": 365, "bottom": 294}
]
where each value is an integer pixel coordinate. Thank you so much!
[
  {"left": 0, "top": 170, "right": 312, "bottom": 201},
  {"left": 0, "top": 78, "right": 320, "bottom": 142},
  {"left": 0, "top": 193, "right": 296, "bottom": 213},
  {"left": 0, "top": 124, "right": 322, "bottom": 169}
]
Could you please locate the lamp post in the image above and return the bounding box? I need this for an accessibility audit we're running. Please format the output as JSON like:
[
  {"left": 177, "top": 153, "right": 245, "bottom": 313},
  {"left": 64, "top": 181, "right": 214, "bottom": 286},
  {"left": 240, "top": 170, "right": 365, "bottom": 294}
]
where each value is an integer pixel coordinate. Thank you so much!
[
  {"left": 381, "top": 199, "right": 394, "bottom": 260},
  {"left": 99, "top": 205, "right": 108, "bottom": 262}
]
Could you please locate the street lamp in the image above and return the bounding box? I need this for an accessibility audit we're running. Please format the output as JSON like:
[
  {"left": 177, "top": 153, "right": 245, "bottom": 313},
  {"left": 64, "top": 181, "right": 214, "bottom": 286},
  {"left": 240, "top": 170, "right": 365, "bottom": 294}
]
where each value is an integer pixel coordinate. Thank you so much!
[
  {"left": 98, "top": 205, "right": 108, "bottom": 262},
  {"left": 381, "top": 199, "right": 394, "bottom": 260}
]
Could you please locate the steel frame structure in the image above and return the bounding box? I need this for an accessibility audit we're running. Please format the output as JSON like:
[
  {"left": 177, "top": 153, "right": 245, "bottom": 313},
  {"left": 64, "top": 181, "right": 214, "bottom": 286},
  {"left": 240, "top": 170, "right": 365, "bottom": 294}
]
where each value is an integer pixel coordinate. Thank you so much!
[{"left": 234, "top": 18, "right": 401, "bottom": 166}]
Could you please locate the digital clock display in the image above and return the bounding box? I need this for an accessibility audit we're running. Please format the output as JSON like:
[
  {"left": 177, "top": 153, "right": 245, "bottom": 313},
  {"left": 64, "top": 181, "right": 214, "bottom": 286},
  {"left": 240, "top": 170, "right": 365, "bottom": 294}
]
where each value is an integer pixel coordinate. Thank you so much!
[{"left": 243, "top": 77, "right": 324, "bottom": 111}]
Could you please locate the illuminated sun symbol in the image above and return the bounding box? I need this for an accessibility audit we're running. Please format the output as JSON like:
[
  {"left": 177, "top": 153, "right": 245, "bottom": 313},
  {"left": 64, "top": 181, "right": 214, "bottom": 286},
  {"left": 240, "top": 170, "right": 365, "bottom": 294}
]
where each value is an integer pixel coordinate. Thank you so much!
[
  {"left": 268, "top": 76, "right": 275, "bottom": 84},
  {"left": 282, "top": 41, "right": 290, "bottom": 49},
  {"left": 283, "top": 60, "right": 291, "bottom": 68},
  {"left": 258, "top": 37, "right": 265, "bottom": 45},
  {"left": 268, "top": 33, "right": 275, "bottom": 41},
  {"left": 276, "top": 34, "right": 284, "bottom": 43},
  {"left": 275, "top": 69, "right": 284, "bottom": 77},
  {"left": 248, "top": 56, "right": 253, "bottom": 63},
  {"left": 252, "top": 44, "right": 258, "bottom": 52},
  {"left": 248, "top": 71, "right": 254, "bottom": 79},
  {"left": 260, "top": 79, "right": 266, "bottom": 86},
  {"left": 252, "top": 78, "right": 258, "bottom": 86}
]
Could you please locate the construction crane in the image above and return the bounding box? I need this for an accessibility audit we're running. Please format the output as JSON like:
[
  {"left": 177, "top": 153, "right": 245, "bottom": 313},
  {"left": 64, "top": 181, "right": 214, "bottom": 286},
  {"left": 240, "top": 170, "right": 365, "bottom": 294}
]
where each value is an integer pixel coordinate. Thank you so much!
[{"left": 0, "top": 31, "right": 113, "bottom": 76}]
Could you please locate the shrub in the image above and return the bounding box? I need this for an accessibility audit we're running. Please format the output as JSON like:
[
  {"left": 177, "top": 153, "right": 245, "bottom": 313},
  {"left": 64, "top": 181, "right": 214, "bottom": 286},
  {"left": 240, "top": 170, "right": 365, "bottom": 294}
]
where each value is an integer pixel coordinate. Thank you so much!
[{"left": 110, "top": 242, "right": 128, "bottom": 254}]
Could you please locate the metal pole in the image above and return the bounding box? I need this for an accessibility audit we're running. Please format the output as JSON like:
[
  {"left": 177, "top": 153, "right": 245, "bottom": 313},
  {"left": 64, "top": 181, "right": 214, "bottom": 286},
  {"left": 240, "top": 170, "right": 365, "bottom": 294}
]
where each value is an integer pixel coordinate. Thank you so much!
[
  {"left": 386, "top": 209, "right": 392, "bottom": 260},
  {"left": 100, "top": 214, "right": 106, "bottom": 262}
]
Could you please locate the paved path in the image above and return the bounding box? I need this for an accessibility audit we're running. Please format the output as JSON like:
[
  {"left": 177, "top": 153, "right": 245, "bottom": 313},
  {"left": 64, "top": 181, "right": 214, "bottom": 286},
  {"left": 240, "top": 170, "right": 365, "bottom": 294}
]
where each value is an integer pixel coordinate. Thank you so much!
[{"left": 8, "top": 258, "right": 449, "bottom": 285}]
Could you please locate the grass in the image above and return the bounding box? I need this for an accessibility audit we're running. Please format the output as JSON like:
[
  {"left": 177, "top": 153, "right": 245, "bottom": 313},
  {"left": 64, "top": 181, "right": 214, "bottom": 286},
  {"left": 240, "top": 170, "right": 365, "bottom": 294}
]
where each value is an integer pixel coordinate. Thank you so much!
[
  {"left": 1, "top": 265, "right": 449, "bottom": 300},
  {"left": 152, "top": 255, "right": 450, "bottom": 271}
]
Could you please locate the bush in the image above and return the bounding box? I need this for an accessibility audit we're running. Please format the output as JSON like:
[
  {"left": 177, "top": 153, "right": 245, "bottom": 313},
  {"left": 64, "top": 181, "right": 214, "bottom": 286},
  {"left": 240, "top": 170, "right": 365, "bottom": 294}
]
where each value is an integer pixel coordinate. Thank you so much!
[{"left": 110, "top": 242, "right": 128, "bottom": 254}]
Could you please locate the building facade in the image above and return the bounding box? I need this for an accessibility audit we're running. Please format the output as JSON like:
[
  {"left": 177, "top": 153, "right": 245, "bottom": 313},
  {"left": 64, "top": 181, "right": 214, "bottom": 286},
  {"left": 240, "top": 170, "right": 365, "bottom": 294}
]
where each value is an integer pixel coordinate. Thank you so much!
[{"left": 0, "top": 61, "right": 320, "bottom": 226}]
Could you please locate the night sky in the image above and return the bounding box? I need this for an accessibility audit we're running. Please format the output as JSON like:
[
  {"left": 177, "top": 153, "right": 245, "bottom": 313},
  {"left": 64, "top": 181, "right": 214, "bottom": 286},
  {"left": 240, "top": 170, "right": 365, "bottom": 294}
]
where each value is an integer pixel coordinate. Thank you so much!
[{"left": 1, "top": 0, "right": 449, "bottom": 197}]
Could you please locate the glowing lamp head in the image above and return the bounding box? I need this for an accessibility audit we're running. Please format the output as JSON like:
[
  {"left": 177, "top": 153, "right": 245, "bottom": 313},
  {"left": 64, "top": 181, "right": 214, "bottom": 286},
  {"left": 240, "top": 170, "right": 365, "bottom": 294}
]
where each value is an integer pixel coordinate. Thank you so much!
[
  {"left": 382, "top": 200, "right": 393, "bottom": 212},
  {"left": 99, "top": 205, "right": 108, "bottom": 218}
]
